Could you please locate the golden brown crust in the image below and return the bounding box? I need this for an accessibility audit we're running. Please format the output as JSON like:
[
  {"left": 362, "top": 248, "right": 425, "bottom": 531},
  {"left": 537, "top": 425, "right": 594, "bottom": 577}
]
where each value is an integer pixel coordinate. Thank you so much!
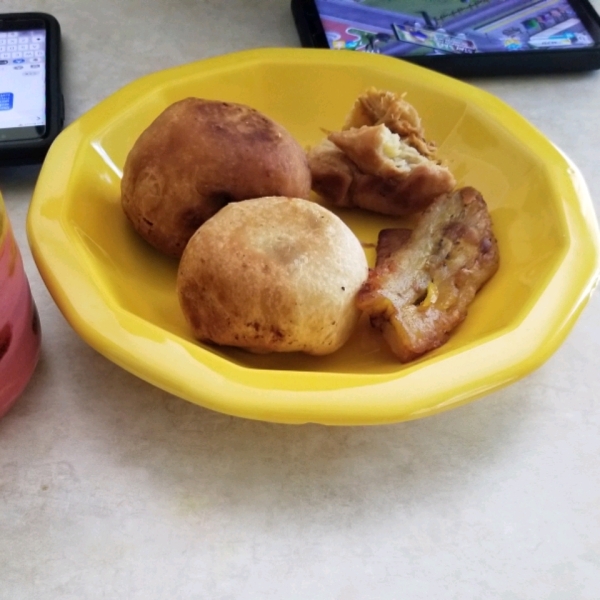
[
  {"left": 375, "top": 228, "right": 412, "bottom": 265},
  {"left": 177, "top": 196, "right": 369, "bottom": 355},
  {"left": 356, "top": 187, "right": 500, "bottom": 362},
  {"left": 308, "top": 124, "right": 455, "bottom": 216},
  {"left": 305, "top": 140, "right": 355, "bottom": 208},
  {"left": 343, "top": 87, "right": 436, "bottom": 157},
  {"left": 121, "top": 98, "right": 311, "bottom": 257}
]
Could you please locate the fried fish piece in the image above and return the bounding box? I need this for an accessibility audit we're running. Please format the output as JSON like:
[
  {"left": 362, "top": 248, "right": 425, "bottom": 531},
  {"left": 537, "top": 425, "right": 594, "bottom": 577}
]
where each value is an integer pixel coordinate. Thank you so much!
[{"left": 356, "top": 187, "right": 500, "bottom": 362}]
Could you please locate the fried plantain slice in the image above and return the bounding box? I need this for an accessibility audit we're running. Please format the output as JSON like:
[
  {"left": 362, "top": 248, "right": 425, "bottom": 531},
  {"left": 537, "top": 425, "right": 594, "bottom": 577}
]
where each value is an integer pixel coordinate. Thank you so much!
[{"left": 356, "top": 187, "right": 500, "bottom": 362}]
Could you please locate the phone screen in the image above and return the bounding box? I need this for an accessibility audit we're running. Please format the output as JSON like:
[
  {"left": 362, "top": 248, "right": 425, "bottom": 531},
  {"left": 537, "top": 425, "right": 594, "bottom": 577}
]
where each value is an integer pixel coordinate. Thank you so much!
[
  {"left": 314, "top": 0, "right": 597, "bottom": 56},
  {"left": 0, "top": 24, "right": 46, "bottom": 141}
]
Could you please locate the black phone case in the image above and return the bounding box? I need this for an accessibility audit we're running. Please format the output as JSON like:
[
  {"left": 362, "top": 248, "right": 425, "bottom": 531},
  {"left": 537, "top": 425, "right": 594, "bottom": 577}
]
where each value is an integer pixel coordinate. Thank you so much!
[
  {"left": 291, "top": 0, "right": 600, "bottom": 78},
  {"left": 0, "top": 12, "right": 64, "bottom": 166}
]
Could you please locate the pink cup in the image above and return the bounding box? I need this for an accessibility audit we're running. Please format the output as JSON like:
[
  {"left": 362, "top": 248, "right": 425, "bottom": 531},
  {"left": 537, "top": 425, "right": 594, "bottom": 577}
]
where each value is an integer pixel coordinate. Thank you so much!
[{"left": 0, "top": 192, "right": 41, "bottom": 419}]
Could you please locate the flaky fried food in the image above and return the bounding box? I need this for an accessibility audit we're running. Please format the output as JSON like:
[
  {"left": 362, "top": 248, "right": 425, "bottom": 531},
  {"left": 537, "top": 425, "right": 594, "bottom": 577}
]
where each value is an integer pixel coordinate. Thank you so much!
[
  {"left": 308, "top": 124, "right": 455, "bottom": 216},
  {"left": 356, "top": 187, "right": 499, "bottom": 362},
  {"left": 177, "top": 196, "right": 368, "bottom": 356},
  {"left": 121, "top": 98, "right": 311, "bottom": 257},
  {"left": 343, "top": 86, "right": 436, "bottom": 157}
]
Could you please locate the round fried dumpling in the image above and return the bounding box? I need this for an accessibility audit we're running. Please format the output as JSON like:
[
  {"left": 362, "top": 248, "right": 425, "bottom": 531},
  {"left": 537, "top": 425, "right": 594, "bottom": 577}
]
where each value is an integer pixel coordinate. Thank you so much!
[
  {"left": 121, "top": 98, "right": 311, "bottom": 257},
  {"left": 177, "top": 196, "right": 369, "bottom": 355}
]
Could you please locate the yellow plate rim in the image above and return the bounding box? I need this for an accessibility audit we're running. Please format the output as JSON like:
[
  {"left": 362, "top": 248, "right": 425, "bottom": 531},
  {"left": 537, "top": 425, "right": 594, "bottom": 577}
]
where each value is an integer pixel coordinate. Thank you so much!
[{"left": 27, "top": 48, "right": 600, "bottom": 425}]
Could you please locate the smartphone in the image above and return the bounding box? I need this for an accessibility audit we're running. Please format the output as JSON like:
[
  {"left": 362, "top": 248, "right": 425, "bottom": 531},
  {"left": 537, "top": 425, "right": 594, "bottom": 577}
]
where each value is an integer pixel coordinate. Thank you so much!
[
  {"left": 291, "top": 0, "right": 600, "bottom": 77},
  {"left": 0, "top": 12, "right": 63, "bottom": 165}
]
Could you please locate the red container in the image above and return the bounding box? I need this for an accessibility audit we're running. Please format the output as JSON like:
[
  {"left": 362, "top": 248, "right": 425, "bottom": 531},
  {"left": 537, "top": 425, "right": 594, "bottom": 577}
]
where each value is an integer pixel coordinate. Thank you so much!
[{"left": 0, "top": 194, "right": 41, "bottom": 419}]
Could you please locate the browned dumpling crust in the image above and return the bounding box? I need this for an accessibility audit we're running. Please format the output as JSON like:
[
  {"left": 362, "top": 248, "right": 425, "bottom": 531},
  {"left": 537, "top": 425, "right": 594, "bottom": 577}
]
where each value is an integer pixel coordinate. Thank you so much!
[
  {"left": 343, "top": 86, "right": 436, "bottom": 157},
  {"left": 121, "top": 98, "right": 311, "bottom": 257},
  {"left": 308, "top": 88, "right": 455, "bottom": 217},
  {"left": 177, "top": 197, "right": 369, "bottom": 355}
]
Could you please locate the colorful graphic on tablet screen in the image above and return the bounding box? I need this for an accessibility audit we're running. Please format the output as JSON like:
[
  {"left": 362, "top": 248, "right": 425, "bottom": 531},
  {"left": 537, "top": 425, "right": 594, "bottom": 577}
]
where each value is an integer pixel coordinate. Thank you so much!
[{"left": 316, "top": 0, "right": 595, "bottom": 55}]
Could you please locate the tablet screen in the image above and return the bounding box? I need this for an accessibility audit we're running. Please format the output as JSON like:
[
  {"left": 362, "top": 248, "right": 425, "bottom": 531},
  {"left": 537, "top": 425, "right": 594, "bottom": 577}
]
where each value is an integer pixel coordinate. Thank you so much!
[{"left": 314, "top": 0, "right": 597, "bottom": 56}]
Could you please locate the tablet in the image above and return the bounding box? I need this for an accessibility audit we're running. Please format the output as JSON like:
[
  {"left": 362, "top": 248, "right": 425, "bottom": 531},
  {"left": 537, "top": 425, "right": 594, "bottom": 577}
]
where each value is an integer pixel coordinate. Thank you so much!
[{"left": 292, "top": 0, "right": 600, "bottom": 76}]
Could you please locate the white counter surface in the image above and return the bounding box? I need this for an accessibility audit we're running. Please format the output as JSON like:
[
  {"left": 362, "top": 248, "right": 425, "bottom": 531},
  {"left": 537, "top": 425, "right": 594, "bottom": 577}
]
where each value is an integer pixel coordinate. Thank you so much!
[{"left": 1, "top": 1, "right": 600, "bottom": 598}]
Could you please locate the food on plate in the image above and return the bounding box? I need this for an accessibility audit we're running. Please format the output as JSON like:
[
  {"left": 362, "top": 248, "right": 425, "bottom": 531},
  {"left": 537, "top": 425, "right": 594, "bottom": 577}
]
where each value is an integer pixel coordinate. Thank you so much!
[
  {"left": 356, "top": 187, "right": 499, "bottom": 363},
  {"left": 119, "top": 88, "right": 499, "bottom": 364},
  {"left": 343, "top": 86, "right": 436, "bottom": 157},
  {"left": 121, "top": 97, "right": 312, "bottom": 257},
  {"left": 309, "top": 125, "right": 456, "bottom": 216},
  {"left": 177, "top": 196, "right": 369, "bottom": 355},
  {"left": 307, "top": 88, "right": 455, "bottom": 216}
]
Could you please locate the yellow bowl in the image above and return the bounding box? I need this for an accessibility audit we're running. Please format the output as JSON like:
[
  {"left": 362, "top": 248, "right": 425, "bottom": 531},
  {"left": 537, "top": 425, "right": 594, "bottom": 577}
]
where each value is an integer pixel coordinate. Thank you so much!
[{"left": 27, "top": 48, "right": 600, "bottom": 425}]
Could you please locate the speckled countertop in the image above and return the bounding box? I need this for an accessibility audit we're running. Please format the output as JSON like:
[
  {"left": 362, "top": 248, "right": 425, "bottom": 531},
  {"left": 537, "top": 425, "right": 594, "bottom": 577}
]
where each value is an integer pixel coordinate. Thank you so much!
[{"left": 1, "top": 1, "right": 600, "bottom": 598}]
